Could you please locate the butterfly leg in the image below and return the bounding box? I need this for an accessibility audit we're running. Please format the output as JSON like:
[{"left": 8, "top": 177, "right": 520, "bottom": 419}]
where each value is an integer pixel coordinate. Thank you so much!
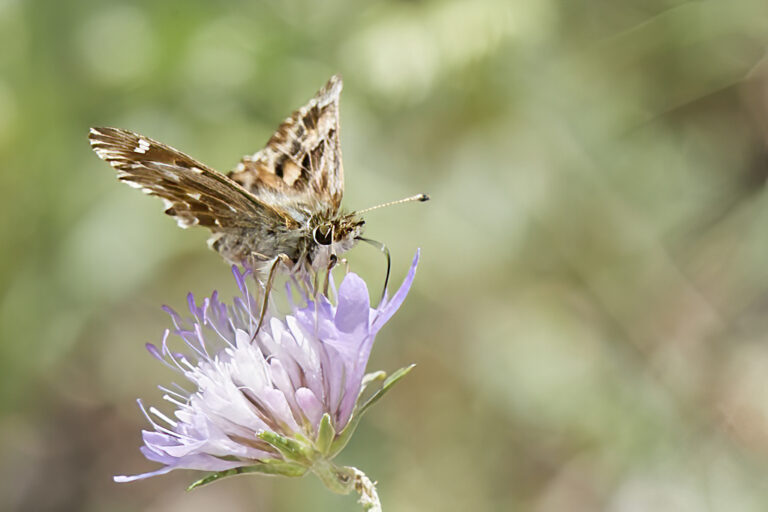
[
  {"left": 321, "top": 256, "right": 348, "bottom": 299},
  {"left": 251, "top": 254, "right": 292, "bottom": 340},
  {"left": 311, "top": 269, "right": 320, "bottom": 298},
  {"left": 322, "top": 254, "right": 338, "bottom": 296}
]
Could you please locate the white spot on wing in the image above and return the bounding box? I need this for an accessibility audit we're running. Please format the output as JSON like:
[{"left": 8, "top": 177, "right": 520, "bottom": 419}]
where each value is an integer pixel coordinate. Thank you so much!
[
  {"left": 134, "top": 138, "right": 150, "bottom": 154},
  {"left": 118, "top": 176, "right": 144, "bottom": 189}
]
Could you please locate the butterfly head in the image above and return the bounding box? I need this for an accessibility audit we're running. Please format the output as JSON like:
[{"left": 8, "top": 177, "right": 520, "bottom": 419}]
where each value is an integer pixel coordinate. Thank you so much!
[{"left": 311, "top": 212, "right": 365, "bottom": 253}]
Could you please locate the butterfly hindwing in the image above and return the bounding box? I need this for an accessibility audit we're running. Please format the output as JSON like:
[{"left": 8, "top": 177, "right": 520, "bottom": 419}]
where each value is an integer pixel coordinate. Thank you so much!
[{"left": 228, "top": 75, "right": 344, "bottom": 211}]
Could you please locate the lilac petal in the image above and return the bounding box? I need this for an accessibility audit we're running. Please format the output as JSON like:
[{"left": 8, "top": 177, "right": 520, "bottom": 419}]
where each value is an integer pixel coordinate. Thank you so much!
[
  {"left": 336, "top": 363, "right": 369, "bottom": 426},
  {"left": 295, "top": 387, "right": 324, "bottom": 428},
  {"left": 262, "top": 323, "right": 303, "bottom": 388},
  {"left": 142, "top": 430, "right": 180, "bottom": 448},
  {"left": 335, "top": 273, "right": 370, "bottom": 333},
  {"left": 320, "top": 342, "right": 346, "bottom": 419},
  {"left": 372, "top": 249, "right": 419, "bottom": 332},
  {"left": 284, "top": 317, "right": 324, "bottom": 401},
  {"left": 337, "top": 250, "right": 419, "bottom": 427},
  {"left": 114, "top": 465, "right": 175, "bottom": 483},
  {"left": 257, "top": 388, "right": 301, "bottom": 433},
  {"left": 144, "top": 430, "right": 205, "bottom": 459},
  {"left": 268, "top": 359, "right": 299, "bottom": 414},
  {"left": 141, "top": 447, "right": 246, "bottom": 472},
  {"left": 335, "top": 335, "right": 378, "bottom": 428},
  {"left": 114, "top": 452, "right": 246, "bottom": 483},
  {"left": 294, "top": 297, "right": 337, "bottom": 340}
]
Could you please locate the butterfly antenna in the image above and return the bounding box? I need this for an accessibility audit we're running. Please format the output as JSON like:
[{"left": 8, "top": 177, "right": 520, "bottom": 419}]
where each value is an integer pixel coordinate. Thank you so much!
[
  {"left": 356, "top": 193, "right": 430, "bottom": 215},
  {"left": 357, "top": 237, "right": 391, "bottom": 304}
]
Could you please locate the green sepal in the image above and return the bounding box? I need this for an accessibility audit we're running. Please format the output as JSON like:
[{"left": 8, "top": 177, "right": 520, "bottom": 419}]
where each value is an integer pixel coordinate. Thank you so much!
[
  {"left": 187, "top": 460, "right": 307, "bottom": 490},
  {"left": 257, "top": 431, "right": 311, "bottom": 463},
  {"left": 361, "top": 370, "right": 386, "bottom": 391},
  {"left": 315, "top": 413, "right": 336, "bottom": 456},
  {"left": 311, "top": 460, "right": 356, "bottom": 495},
  {"left": 329, "top": 364, "right": 415, "bottom": 457}
]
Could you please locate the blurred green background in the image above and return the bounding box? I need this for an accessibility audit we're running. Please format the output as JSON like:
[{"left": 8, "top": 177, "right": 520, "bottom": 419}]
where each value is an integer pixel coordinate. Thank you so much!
[{"left": 4, "top": 0, "right": 768, "bottom": 510}]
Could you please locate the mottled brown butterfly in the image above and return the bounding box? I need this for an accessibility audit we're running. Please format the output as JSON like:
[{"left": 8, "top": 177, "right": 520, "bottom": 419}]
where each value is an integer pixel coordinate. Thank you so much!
[{"left": 89, "top": 75, "right": 427, "bottom": 299}]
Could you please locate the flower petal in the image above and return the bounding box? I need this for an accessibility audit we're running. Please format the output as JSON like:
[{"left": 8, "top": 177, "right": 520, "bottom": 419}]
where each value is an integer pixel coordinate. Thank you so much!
[
  {"left": 335, "top": 273, "right": 370, "bottom": 333},
  {"left": 114, "top": 452, "right": 246, "bottom": 483},
  {"left": 295, "top": 387, "right": 324, "bottom": 428},
  {"left": 119, "top": 253, "right": 419, "bottom": 482},
  {"left": 373, "top": 249, "right": 419, "bottom": 332}
]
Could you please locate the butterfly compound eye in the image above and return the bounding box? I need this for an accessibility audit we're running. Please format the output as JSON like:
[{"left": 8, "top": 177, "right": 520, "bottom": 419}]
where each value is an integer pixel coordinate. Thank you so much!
[{"left": 313, "top": 225, "right": 333, "bottom": 246}]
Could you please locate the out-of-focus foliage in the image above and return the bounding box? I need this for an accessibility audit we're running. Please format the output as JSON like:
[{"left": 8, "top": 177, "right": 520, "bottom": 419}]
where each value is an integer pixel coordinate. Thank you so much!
[{"left": 4, "top": 0, "right": 768, "bottom": 510}]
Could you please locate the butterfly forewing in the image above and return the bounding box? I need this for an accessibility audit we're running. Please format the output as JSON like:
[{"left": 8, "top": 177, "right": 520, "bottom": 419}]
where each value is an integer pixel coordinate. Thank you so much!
[
  {"left": 228, "top": 75, "right": 345, "bottom": 212},
  {"left": 88, "top": 127, "right": 293, "bottom": 231}
]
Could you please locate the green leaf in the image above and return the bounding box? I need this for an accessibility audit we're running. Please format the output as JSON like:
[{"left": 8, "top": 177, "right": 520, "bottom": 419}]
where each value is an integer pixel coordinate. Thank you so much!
[
  {"left": 360, "top": 364, "right": 415, "bottom": 415},
  {"left": 329, "top": 364, "right": 415, "bottom": 457},
  {"left": 257, "top": 431, "right": 312, "bottom": 463},
  {"left": 187, "top": 461, "right": 307, "bottom": 490},
  {"left": 315, "top": 413, "right": 336, "bottom": 456}
]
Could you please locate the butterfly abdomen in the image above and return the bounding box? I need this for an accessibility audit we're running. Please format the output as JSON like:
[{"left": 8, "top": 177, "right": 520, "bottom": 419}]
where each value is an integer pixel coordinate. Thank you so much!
[{"left": 209, "top": 225, "right": 310, "bottom": 271}]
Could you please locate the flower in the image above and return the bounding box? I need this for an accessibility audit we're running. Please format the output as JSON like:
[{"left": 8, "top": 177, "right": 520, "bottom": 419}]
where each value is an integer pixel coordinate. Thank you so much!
[{"left": 115, "top": 250, "right": 419, "bottom": 490}]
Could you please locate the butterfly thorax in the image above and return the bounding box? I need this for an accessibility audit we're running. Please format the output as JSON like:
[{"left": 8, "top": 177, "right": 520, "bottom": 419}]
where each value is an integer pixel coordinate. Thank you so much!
[{"left": 207, "top": 208, "right": 363, "bottom": 278}]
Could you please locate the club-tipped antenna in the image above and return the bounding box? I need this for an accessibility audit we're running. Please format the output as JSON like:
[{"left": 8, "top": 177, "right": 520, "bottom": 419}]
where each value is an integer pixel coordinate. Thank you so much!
[
  {"left": 357, "top": 193, "right": 430, "bottom": 215},
  {"left": 356, "top": 237, "right": 391, "bottom": 304}
]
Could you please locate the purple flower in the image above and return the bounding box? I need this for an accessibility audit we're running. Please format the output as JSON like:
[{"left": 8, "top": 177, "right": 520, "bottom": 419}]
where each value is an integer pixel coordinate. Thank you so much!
[{"left": 115, "top": 251, "right": 419, "bottom": 486}]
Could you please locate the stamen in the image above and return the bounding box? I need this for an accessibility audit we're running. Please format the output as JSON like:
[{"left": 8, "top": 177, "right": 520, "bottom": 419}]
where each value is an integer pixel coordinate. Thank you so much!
[
  {"left": 159, "top": 330, "right": 186, "bottom": 374},
  {"left": 149, "top": 406, "right": 179, "bottom": 428},
  {"left": 138, "top": 399, "right": 184, "bottom": 439},
  {"left": 158, "top": 385, "right": 187, "bottom": 400}
]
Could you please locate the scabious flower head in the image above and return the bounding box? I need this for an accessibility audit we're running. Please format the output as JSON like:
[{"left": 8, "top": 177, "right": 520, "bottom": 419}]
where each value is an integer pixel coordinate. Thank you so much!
[{"left": 115, "top": 251, "right": 419, "bottom": 488}]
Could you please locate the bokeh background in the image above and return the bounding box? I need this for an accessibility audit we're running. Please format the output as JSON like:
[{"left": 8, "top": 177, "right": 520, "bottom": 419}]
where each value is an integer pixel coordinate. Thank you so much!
[{"left": 5, "top": 0, "right": 768, "bottom": 510}]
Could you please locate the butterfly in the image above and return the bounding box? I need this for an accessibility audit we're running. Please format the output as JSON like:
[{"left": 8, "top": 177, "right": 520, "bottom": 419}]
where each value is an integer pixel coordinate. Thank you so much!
[{"left": 89, "top": 75, "right": 427, "bottom": 294}]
